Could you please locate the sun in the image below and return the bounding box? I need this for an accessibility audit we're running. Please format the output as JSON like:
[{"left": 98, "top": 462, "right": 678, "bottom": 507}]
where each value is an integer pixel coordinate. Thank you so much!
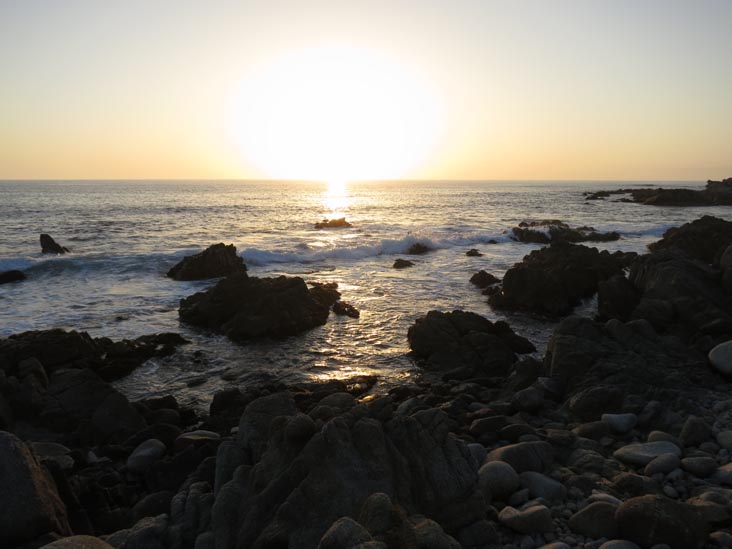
[{"left": 231, "top": 45, "right": 443, "bottom": 183}]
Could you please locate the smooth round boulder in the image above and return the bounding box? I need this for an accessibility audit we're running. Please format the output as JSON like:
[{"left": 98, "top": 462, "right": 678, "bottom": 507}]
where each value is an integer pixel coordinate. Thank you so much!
[
  {"left": 126, "top": 439, "right": 166, "bottom": 474},
  {"left": 519, "top": 471, "right": 566, "bottom": 501},
  {"left": 485, "top": 441, "right": 553, "bottom": 473},
  {"left": 717, "top": 430, "right": 732, "bottom": 451},
  {"left": 643, "top": 453, "right": 681, "bottom": 476},
  {"left": 479, "top": 461, "right": 520, "bottom": 500},
  {"left": 710, "top": 341, "right": 732, "bottom": 376}
]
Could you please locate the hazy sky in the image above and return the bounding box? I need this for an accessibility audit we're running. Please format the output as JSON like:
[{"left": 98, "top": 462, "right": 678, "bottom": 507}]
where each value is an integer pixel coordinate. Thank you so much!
[{"left": 1, "top": 0, "right": 731, "bottom": 180}]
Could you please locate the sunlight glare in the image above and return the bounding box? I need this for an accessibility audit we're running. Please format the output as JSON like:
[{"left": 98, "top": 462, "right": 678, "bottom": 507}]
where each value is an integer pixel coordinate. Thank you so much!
[{"left": 231, "top": 45, "right": 443, "bottom": 183}]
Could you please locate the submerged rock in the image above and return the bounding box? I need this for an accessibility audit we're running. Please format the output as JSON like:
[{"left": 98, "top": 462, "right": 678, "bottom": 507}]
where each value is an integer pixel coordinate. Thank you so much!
[
  {"left": 407, "top": 242, "right": 432, "bottom": 255},
  {"left": 408, "top": 310, "right": 535, "bottom": 375},
  {"left": 0, "top": 269, "right": 26, "bottom": 284},
  {"left": 315, "top": 217, "right": 352, "bottom": 229},
  {"left": 179, "top": 273, "right": 337, "bottom": 342},
  {"left": 333, "top": 301, "right": 360, "bottom": 318},
  {"left": 40, "top": 233, "right": 69, "bottom": 254},
  {"left": 167, "top": 243, "right": 247, "bottom": 281},
  {"left": 393, "top": 259, "right": 414, "bottom": 269}
]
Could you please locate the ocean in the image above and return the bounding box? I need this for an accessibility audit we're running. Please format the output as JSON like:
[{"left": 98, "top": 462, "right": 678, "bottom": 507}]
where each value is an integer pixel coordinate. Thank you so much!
[{"left": 0, "top": 179, "right": 726, "bottom": 409}]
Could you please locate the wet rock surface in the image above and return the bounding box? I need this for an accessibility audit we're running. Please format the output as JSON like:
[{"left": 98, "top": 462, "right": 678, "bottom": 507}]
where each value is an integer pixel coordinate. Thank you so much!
[
  {"left": 40, "top": 233, "right": 69, "bottom": 254},
  {"left": 510, "top": 220, "right": 621, "bottom": 245}
]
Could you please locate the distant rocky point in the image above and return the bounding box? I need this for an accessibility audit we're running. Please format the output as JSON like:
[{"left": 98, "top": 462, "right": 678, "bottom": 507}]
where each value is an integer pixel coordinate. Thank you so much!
[
  {"left": 167, "top": 243, "right": 247, "bottom": 281},
  {"left": 585, "top": 177, "right": 732, "bottom": 206}
]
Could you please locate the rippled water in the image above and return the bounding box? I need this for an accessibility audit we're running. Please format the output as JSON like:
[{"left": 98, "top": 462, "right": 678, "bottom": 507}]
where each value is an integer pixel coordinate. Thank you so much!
[{"left": 0, "top": 179, "right": 727, "bottom": 408}]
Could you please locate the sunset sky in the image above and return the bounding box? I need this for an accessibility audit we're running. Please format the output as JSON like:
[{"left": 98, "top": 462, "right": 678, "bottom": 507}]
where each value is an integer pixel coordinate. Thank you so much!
[{"left": 1, "top": 0, "right": 731, "bottom": 181}]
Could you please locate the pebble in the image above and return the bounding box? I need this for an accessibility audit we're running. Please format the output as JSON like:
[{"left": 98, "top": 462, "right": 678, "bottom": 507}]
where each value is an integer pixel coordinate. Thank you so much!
[
  {"left": 601, "top": 413, "right": 638, "bottom": 433},
  {"left": 681, "top": 456, "right": 718, "bottom": 478},
  {"left": 710, "top": 530, "right": 732, "bottom": 547},
  {"left": 568, "top": 501, "right": 619, "bottom": 539},
  {"left": 647, "top": 431, "right": 681, "bottom": 447},
  {"left": 613, "top": 441, "right": 681, "bottom": 466},
  {"left": 680, "top": 416, "right": 712, "bottom": 447},
  {"left": 520, "top": 472, "right": 567, "bottom": 501},
  {"left": 717, "top": 430, "right": 732, "bottom": 451},
  {"left": 598, "top": 542, "right": 641, "bottom": 549}
]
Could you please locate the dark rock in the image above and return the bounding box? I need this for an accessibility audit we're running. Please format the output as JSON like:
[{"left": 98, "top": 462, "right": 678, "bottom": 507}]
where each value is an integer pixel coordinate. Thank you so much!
[
  {"left": 407, "top": 310, "right": 534, "bottom": 374},
  {"left": 40, "top": 536, "right": 113, "bottom": 548},
  {"left": 315, "top": 217, "right": 352, "bottom": 229},
  {"left": 333, "top": 301, "right": 360, "bottom": 318},
  {"left": 318, "top": 517, "right": 373, "bottom": 548},
  {"left": 546, "top": 316, "right": 710, "bottom": 405},
  {"left": 95, "top": 333, "right": 188, "bottom": 381},
  {"left": 469, "top": 270, "right": 500, "bottom": 288},
  {"left": 584, "top": 179, "right": 732, "bottom": 206},
  {"left": 466, "top": 248, "right": 483, "bottom": 257},
  {"left": 485, "top": 441, "right": 553, "bottom": 473},
  {"left": 648, "top": 215, "right": 732, "bottom": 264},
  {"left": 569, "top": 501, "right": 619, "bottom": 539},
  {"left": 510, "top": 220, "right": 620, "bottom": 244},
  {"left": 167, "top": 243, "right": 247, "bottom": 281},
  {"left": 41, "top": 368, "right": 115, "bottom": 428},
  {"left": 0, "top": 269, "right": 26, "bottom": 284},
  {"left": 680, "top": 416, "right": 712, "bottom": 447},
  {"left": 498, "top": 504, "right": 554, "bottom": 533},
  {"left": 0, "top": 329, "right": 102, "bottom": 374},
  {"left": 179, "top": 274, "right": 336, "bottom": 342},
  {"left": 616, "top": 494, "right": 709, "bottom": 549},
  {"left": 40, "top": 233, "right": 69, "bottom": 254},
  {"left": 568, "top": 386, "right": 623, "bottom": 421},
  {"left": 0, "top": 431, "right": 72, "bottom": 546},
  {"left": 392, "top": 259, "right": 414, "bottom": 269},
  {"left": 489, "top": 242, "right": 630, "bottom": 316},
  {"left": 131, "top": 491, "right": 174, "bottom": 522},
  {"left": 407, "top": 242, "right": 432, "bottom": 255},
  {"left": 92, "top": 392, "right": 147, "bottom": 442},
  {"left": 597, "top": 275, "right": 640, "bottom": 321}
]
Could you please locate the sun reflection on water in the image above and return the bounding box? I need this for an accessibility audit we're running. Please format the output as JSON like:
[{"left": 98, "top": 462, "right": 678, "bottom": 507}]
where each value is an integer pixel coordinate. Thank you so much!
[{"left": 323, "top": 179, "right": 351, "bottom": 215}]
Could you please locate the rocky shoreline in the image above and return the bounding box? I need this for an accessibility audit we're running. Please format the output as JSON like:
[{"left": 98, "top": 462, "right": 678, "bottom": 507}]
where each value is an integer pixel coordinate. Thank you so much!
[{"left": 3, "top": 214, "right": 732, "bottom": 548}]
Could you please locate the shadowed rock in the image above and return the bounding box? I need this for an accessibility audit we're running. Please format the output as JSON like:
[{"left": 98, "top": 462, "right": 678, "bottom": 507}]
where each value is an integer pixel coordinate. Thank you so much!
[
  {"left": 179, "top": 273, "right": 338, "bottom": 342},
  {"left": 0, "top": 269, "right": 26, "bottom": 284},
  {"left": 408, "top": 310, "right": 535, "bottom": 375},
  {"left": 40, "top": 234, "right": 69, "bottom": 254},
  {"left": 510, "top": 220, "right": 620, "bottom": 244},
  {"left": 393, "top": 259, "right": 414, "bottom": 269},
  {"left": 0, "top": 431, "right": 72, "bottom": 546},
  {"left": 489, "top": 242, "right": 633, "bottom": 316},
  {"left": 167, "top": 243, "right": 247, "bottom": 281}
]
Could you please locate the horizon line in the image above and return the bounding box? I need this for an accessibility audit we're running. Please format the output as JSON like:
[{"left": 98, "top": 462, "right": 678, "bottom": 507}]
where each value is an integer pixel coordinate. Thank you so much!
[{"left": 0, "top": 177, "right": 716, "bottom": 183}]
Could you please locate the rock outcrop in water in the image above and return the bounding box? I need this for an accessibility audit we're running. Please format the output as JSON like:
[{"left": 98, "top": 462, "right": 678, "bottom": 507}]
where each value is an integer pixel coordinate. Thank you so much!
[
  {"left": 179, "top": 273, "right": 340, "bottom": 342},
  {"left": 167, "top": 243, "right": 247, "bottom": 281},
  {"left": 408, "top": 310, "right": 535, "bottom": 375},
  {"left": 393, "top": 258, "right": 414, "bottom": 269},
  {"left": 510, "top": 220, "right": 620, "bottom": 244},
  {"left": 315, "top": 217, "right": 352, "bottom": 229},
  {"left": 488, "top": 242, "right": 636, "bottom": 316},
  {"left": 0, "top": 269, "right": 26, "bottom": 284},
  {"left": 40, "top": 234, "right": 69, "bottom": 254},
  {"left": 584, "top": 177, "right": 732, "bottom": 206}
]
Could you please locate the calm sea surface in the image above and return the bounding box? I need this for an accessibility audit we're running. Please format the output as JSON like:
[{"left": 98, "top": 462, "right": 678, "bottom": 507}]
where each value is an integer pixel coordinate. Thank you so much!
[{"left": 0, "top": 180, "right": 727, "bottom": 408}]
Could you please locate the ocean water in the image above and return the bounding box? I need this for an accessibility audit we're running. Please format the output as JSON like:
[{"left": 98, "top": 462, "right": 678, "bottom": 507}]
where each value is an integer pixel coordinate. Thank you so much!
[{"left": 0, "top": 179, "right": 727, "bottom": 409}]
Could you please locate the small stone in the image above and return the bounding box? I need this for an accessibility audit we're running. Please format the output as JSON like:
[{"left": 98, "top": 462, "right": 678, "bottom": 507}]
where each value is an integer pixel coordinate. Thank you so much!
[
  {"left": 663, "top": 485, "right": 679, "bottom": 498},
  {"left": 479, "top": 460, "right": 520, "bottom": 500},
  {"left": 486, "top": 441, "right": 553, "bottom": 473},
  {"left": 648, "top": 431, "right": 681, "bottom": 447},
  {"left": 598, "top": 542, "right": 641, "bottom": 549},
  {"left": 681, "top": 456, "right": 718, "bottom": 478},
  {"left": 498, "top": 505, "right": 554, "bottom": 534},
  {"left": 644, "top": 453, "right": 681, "bottom": 476},
  {"left": 602, "top": 413, "right": 638, "bottom": 434},
  {"left": 680, "top": 416, "right": 712, "bottom": 447},
  {"left": 613, "top": 441, "right": 681, "bottom": 466},
  {"left": 519, "top": 472, "right": 567, "bottom": 501},
  {"left": 709, "top": 530, "right": 732, "bottom": 547},
  {"left": 174, "top": 430, "right": 220, "bottom": 451}
]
